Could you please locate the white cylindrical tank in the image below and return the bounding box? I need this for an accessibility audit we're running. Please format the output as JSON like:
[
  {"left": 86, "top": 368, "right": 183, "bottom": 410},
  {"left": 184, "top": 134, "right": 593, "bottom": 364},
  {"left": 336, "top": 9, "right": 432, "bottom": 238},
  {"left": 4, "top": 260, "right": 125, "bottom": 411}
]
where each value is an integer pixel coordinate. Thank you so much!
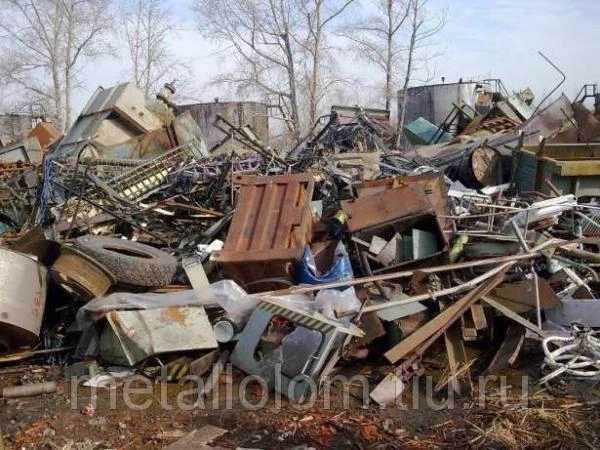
[{"left": 400, "top": 82, "right": 479, "bottom": 127}]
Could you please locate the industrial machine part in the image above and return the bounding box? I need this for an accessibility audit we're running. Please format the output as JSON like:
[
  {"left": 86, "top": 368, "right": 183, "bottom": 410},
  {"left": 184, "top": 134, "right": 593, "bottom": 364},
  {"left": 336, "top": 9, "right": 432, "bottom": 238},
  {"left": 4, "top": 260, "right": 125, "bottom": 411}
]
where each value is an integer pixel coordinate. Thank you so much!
[
  {"left": 230, "top": 298, "right": 364, "bottom": 403},
  {"left": 74, "top": 235, "right": 177, "bottom": 287},
  {"left": 50, "top": 246, "right": 116, "bottom": 302},
  {"left": 106, "top": 139, "right": 206, "bottom": 201},
  {"left": 0, "top": 248, "right": 47, "bottom": 350}
]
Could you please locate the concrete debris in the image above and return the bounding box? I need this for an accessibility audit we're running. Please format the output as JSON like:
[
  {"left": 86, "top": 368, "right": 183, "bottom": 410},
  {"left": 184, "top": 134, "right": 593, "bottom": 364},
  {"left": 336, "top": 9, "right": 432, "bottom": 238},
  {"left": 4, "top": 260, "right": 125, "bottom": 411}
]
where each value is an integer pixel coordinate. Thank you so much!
[{"left": 0, "top": 77, "right": 599, "bottom": 425}]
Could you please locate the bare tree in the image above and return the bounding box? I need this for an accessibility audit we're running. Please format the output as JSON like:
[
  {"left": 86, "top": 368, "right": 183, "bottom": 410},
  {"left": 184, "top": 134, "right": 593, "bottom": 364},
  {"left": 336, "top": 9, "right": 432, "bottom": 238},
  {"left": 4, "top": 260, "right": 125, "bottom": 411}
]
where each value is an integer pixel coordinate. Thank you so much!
[
  {"left": 194, "top": 0, "right": 303, "bottom": 138},
  {"left": 63, "top": 0, "right": 109, "bottom": 127},
  {"left": 298, "top": 0, "right": 355, "bottom": 126},
  {"left": 194, "top": 0, "right": 355, "bottom": 138},
  {"left": 0, "top": 0, "right": 111, "bottom": 130},
  {"left": 342, "top": 0, "right": 410, "bottom": 110},
  {"left": 397, "top": 0, "right": 445, "bottom": 139},
  {"left": 120, "top": 0, "right": 184, "bottom": 97}
]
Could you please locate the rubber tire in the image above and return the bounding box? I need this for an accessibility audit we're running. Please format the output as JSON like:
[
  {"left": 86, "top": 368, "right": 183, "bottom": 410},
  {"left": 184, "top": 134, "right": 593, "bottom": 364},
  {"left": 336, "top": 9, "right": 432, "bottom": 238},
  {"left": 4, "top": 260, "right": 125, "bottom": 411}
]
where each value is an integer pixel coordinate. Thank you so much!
[{"left": 74, "top": 235, "right": 177, "bottom": 287}]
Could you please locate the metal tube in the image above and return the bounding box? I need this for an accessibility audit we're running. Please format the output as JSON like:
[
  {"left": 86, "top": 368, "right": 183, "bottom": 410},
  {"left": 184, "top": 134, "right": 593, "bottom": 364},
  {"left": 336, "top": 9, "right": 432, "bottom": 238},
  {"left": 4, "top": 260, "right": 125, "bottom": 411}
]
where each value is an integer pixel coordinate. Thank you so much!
[
  {"left": 360, "top": 261, "right": 514, "bottom": 314},
  {"left": 2, "top": 382, "right": 57, "bottom": 398},
  {"left": 533, "top": 267, "right": 542, "bottom": 328},
  {"left": 52, "top": 180, "right": 169, "bottom": 244},
  {"left": 511, "top": 221, "right": 530, "bottom": 252},
  {"left": 531, "top": 51, "right": 566, "bottom": 117}
]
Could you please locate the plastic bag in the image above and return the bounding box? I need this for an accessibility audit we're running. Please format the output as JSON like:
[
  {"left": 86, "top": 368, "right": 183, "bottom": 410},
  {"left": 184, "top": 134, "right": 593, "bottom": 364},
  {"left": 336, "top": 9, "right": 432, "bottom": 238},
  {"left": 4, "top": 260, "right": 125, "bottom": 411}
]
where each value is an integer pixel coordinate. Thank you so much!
[{"left": 296, "top": 242, "right": 353, "bottom": 286}]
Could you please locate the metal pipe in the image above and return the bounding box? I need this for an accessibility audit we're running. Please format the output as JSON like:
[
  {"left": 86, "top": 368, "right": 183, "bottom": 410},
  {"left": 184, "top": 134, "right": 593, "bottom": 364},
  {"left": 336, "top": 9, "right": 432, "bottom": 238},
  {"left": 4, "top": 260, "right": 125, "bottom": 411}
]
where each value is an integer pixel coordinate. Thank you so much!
[
  {"left": 2, "top": 382, "right": 57, "bottom": 398},
  {"left": 532, "top": 267, "right": 542, "bottom": 328},
  {"left": 268, "top": 252, "right": 538, "bottom": 297},
  {"left": 511, "top": 221, "right": 530, "bottom": 252},
  {"left": 360, "top": 261, "right": 514, "bottom": 314}
]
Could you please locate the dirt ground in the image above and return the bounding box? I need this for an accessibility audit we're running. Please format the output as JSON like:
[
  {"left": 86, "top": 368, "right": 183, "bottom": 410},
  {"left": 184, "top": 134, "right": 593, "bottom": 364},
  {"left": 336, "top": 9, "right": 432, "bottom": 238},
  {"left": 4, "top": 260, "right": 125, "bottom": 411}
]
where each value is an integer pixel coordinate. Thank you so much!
[{"left": 2, "top": 359, "right": 600, "bottom": 450}]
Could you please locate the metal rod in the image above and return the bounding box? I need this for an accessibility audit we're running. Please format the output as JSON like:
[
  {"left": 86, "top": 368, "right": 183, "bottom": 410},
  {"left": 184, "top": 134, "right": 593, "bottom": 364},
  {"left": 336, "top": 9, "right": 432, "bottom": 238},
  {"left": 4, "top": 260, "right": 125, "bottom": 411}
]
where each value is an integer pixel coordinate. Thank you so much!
[
  {"left": 531, "top": 51, "right": 566, "bottom": 116},
  {"left": 511, "top": 221, "right": 530, "bottom": 252},
  {"left": 532, "top": 266, "right": 542, "bottom": 328},
  {"left": 359, "top": 262, "right": 515, "bottom": 314},
  {"left": 52, "top": 181, "right": 169, "bottom": 244}
]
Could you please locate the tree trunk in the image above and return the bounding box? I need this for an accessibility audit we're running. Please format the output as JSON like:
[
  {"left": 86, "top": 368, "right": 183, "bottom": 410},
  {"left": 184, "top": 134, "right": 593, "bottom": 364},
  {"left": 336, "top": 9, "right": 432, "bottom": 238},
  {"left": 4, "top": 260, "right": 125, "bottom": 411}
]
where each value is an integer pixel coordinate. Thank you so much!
[
  {"left": 282, "top": 30, "right": 300, "bottom": 140},
  {"left": 385, "top": 0, "right": 393, "bottom": 110},
  {"left": 309, "top": 0, "right": 322, "bottom": 127},
  {"left": 398, "top": 0, "right": 417, "bottom": 144},
  {"left": 52, "top": 0, "right": 64, "bottom": 130},
  {"left": 144, "top": 2, "right": 153, "bottom": 96}
]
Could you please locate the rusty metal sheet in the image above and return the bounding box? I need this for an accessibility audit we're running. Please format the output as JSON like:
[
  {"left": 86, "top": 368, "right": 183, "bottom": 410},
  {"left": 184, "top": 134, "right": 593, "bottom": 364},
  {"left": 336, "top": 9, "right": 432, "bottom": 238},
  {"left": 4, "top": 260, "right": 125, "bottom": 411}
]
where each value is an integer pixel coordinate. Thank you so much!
[
  {"left": 216, "top": 173, "right": 314, "bottom": 291},
  {"left": 355, "top": 173, "right": 452, "bottom": 237},
  {"left": 99, "top": 306, "right": 218, "bottom": 366},
  {"left": 217, "top": 173, "right": 314, "bottom": 263},
  {"left": 27, "top": 122, "right": 61, "bottom": 149},
  {"left": 342, "top": 184, "right": 432, "bottom": 233}
]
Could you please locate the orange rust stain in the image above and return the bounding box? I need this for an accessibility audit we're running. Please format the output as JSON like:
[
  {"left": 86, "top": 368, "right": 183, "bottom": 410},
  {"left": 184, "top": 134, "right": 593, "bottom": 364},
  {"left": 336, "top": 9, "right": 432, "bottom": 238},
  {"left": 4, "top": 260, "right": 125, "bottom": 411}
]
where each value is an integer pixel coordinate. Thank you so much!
[{"left": 165, "top": 307, "right": 187, "bottom": 325}]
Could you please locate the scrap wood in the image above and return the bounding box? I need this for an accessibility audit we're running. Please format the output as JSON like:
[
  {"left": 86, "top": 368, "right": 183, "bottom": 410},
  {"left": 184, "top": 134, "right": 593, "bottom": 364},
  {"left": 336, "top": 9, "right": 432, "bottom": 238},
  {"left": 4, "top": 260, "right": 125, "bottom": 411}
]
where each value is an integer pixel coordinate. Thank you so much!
[
  {"left": 434, "top": 358, "right": 477, "bottom": 393},
  {"left": 385, "top": 262, "right": 512, "bottom": 364},
  {"left": 443, "top": 318, "right": 474, "bottom": 395},
  {"left": 481, "top": 296, "right": 547, "bottom": 337},
  {"left": 363, "top": 259, "right": 515, "bottom": 316},
  {"left": 482, "top": 323, "right": 526, "bottom": 375}
]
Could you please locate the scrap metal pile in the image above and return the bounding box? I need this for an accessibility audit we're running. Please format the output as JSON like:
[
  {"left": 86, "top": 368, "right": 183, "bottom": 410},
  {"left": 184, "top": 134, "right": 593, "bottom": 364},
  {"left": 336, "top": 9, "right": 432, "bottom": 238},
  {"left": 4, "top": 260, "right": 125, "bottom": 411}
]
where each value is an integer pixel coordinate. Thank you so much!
[{"left": 1, "top": 80, "right": 600, "bottom": 407}]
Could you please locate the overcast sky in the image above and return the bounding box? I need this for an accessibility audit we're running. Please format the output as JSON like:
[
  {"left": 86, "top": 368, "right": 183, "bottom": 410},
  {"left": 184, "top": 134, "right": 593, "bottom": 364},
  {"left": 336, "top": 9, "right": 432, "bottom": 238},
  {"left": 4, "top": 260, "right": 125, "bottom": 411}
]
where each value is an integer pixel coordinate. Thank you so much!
[{"left": 73, "top": 0, "right": 600, "bottom": 114}]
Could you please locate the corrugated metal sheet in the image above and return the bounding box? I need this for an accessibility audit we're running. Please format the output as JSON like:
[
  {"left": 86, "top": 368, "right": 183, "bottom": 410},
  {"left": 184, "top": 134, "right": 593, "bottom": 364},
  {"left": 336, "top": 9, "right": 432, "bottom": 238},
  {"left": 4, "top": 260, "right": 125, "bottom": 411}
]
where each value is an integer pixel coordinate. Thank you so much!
[
  {"left": 218, "top": 173, "right": 314, "bottom": 261},
  {"left": 515, "top": 151, "right": 539, "bottom": 193},
  {"left": 516, "top": 144, "right": 600, "bottom": 197}
]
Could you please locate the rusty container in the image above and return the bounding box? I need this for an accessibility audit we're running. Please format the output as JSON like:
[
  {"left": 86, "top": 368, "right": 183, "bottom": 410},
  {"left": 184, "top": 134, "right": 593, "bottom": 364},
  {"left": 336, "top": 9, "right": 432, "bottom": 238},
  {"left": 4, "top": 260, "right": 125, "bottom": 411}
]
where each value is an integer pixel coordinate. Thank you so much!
[
  {"left": 0, "top": 247, "right": 47, "bottom": 350},
  {"left": 214, "top": 173, "right": 315, "bottom": 292}
]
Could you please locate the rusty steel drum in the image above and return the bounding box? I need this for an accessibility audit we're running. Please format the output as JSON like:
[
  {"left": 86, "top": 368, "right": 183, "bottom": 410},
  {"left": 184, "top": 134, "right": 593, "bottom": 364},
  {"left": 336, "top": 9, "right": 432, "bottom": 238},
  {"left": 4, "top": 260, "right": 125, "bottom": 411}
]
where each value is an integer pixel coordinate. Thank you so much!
[{"left": 0, "top": 247, "right": 47, "bottom": 350}]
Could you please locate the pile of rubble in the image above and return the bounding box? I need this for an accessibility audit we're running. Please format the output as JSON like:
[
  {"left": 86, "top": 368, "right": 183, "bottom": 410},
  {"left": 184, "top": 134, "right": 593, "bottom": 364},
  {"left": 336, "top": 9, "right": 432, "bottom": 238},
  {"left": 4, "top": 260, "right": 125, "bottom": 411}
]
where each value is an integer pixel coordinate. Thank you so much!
[{"left": 0, "top": 79, "right": 599, "bottom": 419}]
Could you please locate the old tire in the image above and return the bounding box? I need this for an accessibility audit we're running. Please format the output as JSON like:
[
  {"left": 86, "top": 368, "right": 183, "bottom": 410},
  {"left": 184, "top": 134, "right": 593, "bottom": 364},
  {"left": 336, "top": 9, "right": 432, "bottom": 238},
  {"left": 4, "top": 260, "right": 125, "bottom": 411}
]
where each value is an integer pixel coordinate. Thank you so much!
[{"left": 74, "top": 235, "right": 177, "bottom": 287}]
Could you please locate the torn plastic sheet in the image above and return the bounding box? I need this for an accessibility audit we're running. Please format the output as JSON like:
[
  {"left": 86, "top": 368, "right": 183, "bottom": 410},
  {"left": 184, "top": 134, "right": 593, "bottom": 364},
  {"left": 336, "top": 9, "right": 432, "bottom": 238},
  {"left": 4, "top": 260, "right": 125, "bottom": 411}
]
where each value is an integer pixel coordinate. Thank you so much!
[
  {"left": 80, "top": 280, "right": 361, "bottom": 324},
  {"left": 506, "top": 194, "right": 577, "bottom": 228},
  {"left": 75, "top": 280, "right": 361, "bottom": 359},
  {"left": 80, "top": 279, "right": 248, "bottom": 319}
]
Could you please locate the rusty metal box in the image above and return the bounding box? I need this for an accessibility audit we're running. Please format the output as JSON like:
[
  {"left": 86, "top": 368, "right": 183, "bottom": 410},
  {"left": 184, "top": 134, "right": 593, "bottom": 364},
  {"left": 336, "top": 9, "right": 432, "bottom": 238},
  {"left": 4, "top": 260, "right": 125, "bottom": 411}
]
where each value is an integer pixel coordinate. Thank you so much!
[{"left": 215, "top": 173, "right": 315, "bottom": 292}]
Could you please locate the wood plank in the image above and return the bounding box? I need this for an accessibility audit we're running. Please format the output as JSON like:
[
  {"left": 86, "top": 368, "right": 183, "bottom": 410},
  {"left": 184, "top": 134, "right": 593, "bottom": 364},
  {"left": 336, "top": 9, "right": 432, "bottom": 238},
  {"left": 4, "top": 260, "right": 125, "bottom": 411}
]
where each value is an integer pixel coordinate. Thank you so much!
[
  {"left": 483, "top": 323, "right": 525, "bottom": 375},
  {"left": 470, "top": 303, "right": 488, "bottom": 330},
  {"left": 481, "top": 295, "right": 547, "bottom": 337},
  {"left": 384, "top": 264, "right": 511, "bottom": 363},
  {"left": 441, "top": 301, "right": 473, "bottom": 396}
]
